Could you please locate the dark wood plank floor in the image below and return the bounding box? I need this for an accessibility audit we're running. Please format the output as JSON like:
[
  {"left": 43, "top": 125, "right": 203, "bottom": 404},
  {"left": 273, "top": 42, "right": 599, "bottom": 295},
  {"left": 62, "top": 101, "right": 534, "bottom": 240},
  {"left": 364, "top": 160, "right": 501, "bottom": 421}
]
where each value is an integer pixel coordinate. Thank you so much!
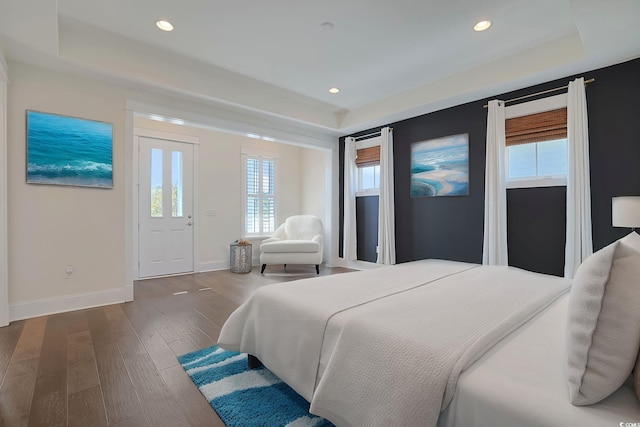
[{"left": 0, "top": 265, "right": 353, "bottom": 427}]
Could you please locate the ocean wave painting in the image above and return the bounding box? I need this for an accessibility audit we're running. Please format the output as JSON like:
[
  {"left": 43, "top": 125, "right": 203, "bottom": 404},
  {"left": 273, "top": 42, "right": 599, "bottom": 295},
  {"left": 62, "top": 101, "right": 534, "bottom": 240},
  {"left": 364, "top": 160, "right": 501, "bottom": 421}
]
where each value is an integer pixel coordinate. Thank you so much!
[
  {"left": 27, "top": 110, "right": 113, "bottom": 188},
  {"left": 411, "top": 133, "right": 469, "bottom": 197}
]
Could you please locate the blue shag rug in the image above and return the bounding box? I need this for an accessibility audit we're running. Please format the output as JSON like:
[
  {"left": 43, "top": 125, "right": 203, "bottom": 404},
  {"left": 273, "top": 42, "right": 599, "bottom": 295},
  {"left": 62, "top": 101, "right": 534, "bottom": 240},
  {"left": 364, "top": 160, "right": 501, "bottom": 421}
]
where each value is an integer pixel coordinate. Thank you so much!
[{"left": 178, "top": 345, "right": 334, "bottom": 427}]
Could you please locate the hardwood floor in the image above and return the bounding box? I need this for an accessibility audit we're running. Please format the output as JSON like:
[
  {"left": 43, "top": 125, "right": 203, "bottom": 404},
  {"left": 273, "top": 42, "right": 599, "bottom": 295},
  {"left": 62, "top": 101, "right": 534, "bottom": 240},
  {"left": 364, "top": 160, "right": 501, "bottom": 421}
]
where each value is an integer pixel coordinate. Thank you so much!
[{"left": 0, "top": 265, "right": 353, "bottom": 427}]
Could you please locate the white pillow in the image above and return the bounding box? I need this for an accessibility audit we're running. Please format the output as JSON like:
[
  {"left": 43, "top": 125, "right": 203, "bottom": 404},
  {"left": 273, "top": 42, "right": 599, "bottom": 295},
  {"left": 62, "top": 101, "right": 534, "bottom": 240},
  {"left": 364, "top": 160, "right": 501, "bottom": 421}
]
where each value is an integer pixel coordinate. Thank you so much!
[
  {"left": 625, "top": 231, "right": 640, "bottom": 252},
  {"left": 566, "top": 232, "right": 640, "bottom": 405}
]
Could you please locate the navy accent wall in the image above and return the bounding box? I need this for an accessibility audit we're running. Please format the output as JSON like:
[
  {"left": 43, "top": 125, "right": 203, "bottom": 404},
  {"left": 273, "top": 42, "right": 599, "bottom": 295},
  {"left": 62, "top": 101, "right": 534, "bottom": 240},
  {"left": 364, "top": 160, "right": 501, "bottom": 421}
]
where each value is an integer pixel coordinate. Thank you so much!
[
  {"left": 356, "top": 196, "right": 379, "bottom": 262},
  {"left": 393, "top": 102, "right": 486, "bottom": 264},
  {"left": 339, "top": 58, "right": 640, "bottom": 275},
  {"left": 506, "top": 186, "right": 566, "bottom": 276},
  {"left": 585, "top": 59, "right": 640, "bottom": 250}
]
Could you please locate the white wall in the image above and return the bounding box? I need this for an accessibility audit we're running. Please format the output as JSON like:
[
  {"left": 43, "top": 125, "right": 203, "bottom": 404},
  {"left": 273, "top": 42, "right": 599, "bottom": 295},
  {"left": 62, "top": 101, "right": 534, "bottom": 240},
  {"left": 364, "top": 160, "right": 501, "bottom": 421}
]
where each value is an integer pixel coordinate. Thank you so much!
[
  {"left": 7, "top": 62, "right": 128, "bottom": 319},
  {"left": 301, "top": 148, "right": 332, "bottom": 263},
  {"left": 5, "top": 61, "right": 336, "bottom": 321},
  {"left": 135, "top": 117, "right": 325, "bottom": 271}
]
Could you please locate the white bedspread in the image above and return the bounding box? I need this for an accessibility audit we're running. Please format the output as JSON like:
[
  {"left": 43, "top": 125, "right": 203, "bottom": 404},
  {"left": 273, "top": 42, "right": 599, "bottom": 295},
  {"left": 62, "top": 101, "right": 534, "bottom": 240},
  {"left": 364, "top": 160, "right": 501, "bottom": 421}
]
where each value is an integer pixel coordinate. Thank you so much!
[
  {"left": 310, "top": 266, "right": 569, "bottom": 427},
  {"left": 218, "top": 260, "right": 570, "bottom": 427},
  {"left": 438, "top": 294, "right": 640, "bottom": 427},
  {"left": 218, "top": 259, "right": 477, "bottom": 401}
]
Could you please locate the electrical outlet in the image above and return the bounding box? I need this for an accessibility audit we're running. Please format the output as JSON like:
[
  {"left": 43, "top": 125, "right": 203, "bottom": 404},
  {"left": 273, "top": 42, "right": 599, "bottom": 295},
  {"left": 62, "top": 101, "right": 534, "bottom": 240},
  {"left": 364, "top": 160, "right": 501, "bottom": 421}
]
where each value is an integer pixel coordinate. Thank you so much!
[{"left": 66, "top": 265, "right": 73, "bottom": 278}]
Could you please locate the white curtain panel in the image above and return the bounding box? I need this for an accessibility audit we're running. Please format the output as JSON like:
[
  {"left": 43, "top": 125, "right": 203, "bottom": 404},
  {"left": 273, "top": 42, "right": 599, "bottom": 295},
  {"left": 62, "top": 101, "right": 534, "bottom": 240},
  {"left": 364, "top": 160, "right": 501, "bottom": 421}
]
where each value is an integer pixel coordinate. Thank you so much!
[
  {"left": 482, "top": 100, "right": 509, "bottom": 266},
  {"left": 564, "top": 77, "right": 593, "bottom": 278},
  {"left": 343, "top": 137, "right": 358, "bottom": 261},
  {"left": 377, "top": 127, "right": 396, "bottom": 265}
]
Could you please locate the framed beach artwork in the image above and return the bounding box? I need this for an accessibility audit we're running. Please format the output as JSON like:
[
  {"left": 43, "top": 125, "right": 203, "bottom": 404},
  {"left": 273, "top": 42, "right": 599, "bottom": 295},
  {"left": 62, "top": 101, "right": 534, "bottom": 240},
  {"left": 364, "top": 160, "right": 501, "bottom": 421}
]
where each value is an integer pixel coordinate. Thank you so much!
[
  {"left": 26, "top": 110, "right": 113, "bottom": 188},
  {"left": 411, "top": 133, "right": 469, "bottom": 197}
]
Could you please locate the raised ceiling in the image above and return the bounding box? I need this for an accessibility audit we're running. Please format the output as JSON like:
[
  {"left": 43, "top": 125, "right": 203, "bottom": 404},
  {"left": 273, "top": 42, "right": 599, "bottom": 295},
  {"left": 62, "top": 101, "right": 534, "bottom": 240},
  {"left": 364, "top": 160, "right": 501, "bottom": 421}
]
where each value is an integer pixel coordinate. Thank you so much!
[{"left": 1, "top": 0, "right": 639, "bottom": 135}]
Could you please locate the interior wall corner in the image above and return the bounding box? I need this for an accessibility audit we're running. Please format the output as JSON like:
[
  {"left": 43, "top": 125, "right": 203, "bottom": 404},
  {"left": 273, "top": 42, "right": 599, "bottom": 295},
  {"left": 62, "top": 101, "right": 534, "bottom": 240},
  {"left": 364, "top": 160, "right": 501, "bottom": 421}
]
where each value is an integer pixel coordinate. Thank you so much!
[{"left": 0, "top": 76, "right": 9, "bottom": 326}]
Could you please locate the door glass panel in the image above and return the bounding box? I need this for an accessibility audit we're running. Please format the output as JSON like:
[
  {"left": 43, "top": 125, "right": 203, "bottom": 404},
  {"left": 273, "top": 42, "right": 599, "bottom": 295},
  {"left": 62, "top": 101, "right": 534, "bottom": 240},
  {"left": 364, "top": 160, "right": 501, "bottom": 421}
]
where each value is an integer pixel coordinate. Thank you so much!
[
  {"left": 172, "top": 151, "right": 183, "bottom": 217},
  {"left": 150, "top": 148, "right": 163, "bottom": 217}
]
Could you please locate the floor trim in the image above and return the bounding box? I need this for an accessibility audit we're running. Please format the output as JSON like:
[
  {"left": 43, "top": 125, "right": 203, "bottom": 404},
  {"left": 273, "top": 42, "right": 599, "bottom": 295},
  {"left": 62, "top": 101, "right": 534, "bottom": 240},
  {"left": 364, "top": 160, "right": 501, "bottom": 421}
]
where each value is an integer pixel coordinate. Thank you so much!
[{"left": 9, "top": 287, "right": 130, "bottom": 322}]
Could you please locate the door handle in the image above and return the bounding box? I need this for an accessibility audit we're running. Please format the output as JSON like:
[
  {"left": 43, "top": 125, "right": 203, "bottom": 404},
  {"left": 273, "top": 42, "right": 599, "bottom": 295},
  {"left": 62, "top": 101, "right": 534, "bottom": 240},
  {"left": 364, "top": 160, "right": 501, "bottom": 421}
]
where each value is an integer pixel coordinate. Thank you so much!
[{"left": 187, "top": 222, "right": 192, "bottom": 226}]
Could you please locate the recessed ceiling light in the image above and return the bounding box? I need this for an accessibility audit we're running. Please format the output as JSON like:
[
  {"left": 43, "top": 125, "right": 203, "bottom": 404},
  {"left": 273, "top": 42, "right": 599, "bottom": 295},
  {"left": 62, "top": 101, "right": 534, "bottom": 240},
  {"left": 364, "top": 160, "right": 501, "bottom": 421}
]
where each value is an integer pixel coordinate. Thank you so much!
[
  {"left": 156, "top": 20, "right": 174, "bottom": 32},
  {"left": 320, "top": 22, "right": 334, "bottom": 31},
  {"left": 329, "top": 87, "right": 340, "bottom": 94},
  {"left": 473, "top": 20, "right": 491, "bottom": 32}
]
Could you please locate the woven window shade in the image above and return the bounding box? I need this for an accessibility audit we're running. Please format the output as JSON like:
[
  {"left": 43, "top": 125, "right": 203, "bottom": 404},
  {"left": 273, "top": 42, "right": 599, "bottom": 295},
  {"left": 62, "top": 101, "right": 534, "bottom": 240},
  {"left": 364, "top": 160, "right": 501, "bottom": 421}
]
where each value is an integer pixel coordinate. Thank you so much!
[
  {"left": 505, "top": 108, "right": 567, "bottom": 146},
  {"left": 355, "top": 146, "right": 380, "bottom": 167}
]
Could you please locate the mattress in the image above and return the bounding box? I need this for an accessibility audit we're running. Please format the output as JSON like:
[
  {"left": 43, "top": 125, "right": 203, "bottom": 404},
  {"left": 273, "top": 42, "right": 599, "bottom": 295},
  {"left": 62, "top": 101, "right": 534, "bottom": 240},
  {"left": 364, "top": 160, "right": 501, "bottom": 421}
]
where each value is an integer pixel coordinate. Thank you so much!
[{"left": 438, "top": 294, "right": 640, "bottom": 427}]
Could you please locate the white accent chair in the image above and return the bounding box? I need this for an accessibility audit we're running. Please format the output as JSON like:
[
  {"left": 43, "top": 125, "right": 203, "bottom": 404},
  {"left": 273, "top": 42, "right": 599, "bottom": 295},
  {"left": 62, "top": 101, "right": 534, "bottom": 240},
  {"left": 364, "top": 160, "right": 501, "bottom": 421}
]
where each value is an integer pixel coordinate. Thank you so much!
[{"left": 260, "top": 215, "right": 324, "bottom": 274}]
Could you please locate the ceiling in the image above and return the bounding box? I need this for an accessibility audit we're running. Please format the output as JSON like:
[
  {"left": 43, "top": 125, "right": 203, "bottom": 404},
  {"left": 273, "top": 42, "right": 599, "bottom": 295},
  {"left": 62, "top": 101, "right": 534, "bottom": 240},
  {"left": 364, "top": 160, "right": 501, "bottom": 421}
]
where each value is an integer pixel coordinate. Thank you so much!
[{"left": 1, "top": 0, "right": 639, "bottom": 136}]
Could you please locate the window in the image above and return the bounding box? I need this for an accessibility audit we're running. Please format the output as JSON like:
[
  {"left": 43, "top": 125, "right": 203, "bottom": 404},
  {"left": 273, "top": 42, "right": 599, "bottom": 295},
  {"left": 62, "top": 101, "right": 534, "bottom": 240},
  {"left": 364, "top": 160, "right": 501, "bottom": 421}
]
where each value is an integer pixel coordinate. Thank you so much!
[
  {"left": 358, "top": 165, "right": 380, "bottom": 192},
  {"left": 505, "top": 95, "right": 568, "bottom": 188},
  {"left": 355, "top": 140, "right": 381, "bottom": 195},
  {"left": 243, "top": 153, "right": 277, "bottom": 236},
  {"left": 507, "top": 138, "right": 567, "bottom": 180}
]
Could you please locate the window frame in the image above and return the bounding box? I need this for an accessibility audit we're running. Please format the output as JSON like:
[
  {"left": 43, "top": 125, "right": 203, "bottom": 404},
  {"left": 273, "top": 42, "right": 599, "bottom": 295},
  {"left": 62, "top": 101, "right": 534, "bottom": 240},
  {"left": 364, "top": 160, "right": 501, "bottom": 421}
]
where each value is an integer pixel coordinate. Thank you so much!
[
  {"left": 241, "top": 149, "right": 279, "bottom": 238},
  {"left": 355, "top": 136, "right": 381, "bottom": 197},
  {"left": 504, "top": 94, "right": 568, "bottom": 189}
]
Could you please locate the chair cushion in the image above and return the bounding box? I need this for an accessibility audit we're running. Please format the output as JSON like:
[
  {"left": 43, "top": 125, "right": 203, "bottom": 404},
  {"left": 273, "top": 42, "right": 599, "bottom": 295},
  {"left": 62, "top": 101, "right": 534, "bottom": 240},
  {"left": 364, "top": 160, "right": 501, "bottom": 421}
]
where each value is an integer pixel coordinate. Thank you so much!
[
  {"left": 284, "top": 215, "right": 323, "bottom": 240},
  {"left": 260, "top": 240, "right": 320, "bottom": 254}
]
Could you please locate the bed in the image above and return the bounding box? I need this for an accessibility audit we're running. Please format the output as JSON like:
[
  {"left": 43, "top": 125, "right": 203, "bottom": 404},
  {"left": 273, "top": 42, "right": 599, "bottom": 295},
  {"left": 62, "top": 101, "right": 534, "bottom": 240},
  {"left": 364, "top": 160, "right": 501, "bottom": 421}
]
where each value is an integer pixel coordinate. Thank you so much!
[
  {"left": 439, "top": 295, "right": 640, "bottom": 427},
  {"left": 218, "top": 236, "right": 640, "bottom": 427}
]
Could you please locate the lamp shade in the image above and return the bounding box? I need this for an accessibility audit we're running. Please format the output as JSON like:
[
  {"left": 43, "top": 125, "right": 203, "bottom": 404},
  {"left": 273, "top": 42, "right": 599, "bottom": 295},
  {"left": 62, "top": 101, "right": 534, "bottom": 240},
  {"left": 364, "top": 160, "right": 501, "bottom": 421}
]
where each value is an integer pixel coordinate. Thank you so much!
[{"left": 612, "top": 196, "right": 640, "bottom": 228}]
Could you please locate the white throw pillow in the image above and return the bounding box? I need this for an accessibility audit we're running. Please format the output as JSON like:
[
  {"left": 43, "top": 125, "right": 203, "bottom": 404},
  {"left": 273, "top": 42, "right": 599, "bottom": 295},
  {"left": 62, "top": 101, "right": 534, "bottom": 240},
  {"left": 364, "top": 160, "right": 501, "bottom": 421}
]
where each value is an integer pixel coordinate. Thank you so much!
[
  {"left": 624, "top": 231, "right": 640, "bottom": 252},
  {"left": 567, "top": 232, "right": 640, "bottom": 405}
]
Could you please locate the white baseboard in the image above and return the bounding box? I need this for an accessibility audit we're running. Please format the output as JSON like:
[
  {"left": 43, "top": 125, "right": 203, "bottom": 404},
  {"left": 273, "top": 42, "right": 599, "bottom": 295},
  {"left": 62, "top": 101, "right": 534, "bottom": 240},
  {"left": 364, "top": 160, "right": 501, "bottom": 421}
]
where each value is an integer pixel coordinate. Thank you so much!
[
  {"left": 198, "top": 260, "right": 229, "bottom": 272},
  {"left": 0, "top": 308, "right": 8, "bottom": 327},
  {"left": 9, "top": 287, "right": 131, "bottom": 322},
  {"left": 198, "top": 258, "right": 260, "bottom": 273}
]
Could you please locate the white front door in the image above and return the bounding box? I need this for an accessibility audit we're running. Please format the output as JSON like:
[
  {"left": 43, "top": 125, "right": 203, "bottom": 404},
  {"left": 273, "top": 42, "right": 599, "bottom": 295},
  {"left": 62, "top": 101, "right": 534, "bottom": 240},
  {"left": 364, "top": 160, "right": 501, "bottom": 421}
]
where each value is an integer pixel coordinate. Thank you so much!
[{"left": 138, "top": 137, "right": 194, "bottom": 278}]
